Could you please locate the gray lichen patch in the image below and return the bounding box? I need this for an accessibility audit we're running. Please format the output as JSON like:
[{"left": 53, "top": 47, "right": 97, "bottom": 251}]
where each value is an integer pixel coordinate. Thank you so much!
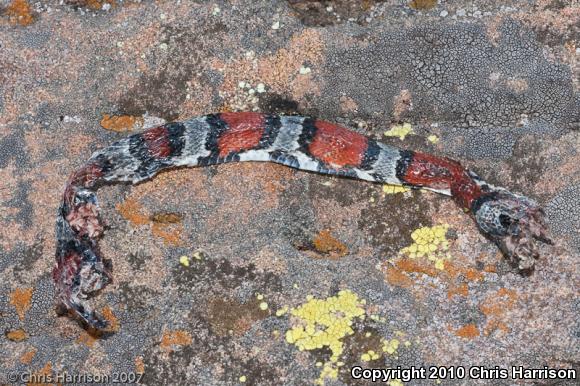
[{"left": 547, "top": 183, "right": 580, "bottom": 252}]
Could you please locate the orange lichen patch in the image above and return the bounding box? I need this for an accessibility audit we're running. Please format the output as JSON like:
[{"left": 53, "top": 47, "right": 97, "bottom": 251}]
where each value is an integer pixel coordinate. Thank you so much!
[
  {"left": 119, "top": 205, "right": 182, "bottom": 243},
  {"left": 311, "top": 230, "right": 349, "bottom": 259},
  {"left": 482, "top": 264, "right": 497, "bottom": 273},
  {"left": 443, "top": 261, "right": 484, "bottom": 282},
  {"left": 10, "top": 287, "right": 33, "bottom": 320},
  {"left": 100, "top": 114, "right": 143, "bottom": 132},
  {"left": 408, "top": 0, "right": 437, "bottom": 10},
  {"left": 479, "top": 288, "right": 518, "bottom": 335},
  {"left": 27, "top": 362, "right": 52, "bottom": 386},
  {"left": 102, "top": 306, "right": 120, "bottom": 332},
  {"left": 395, "top": 258, "right": 439, "bottom": 278},
  {"left": 384, "top": 255, "right": 485, "bottom": 298},
  {"left": 454, "top": 324, "right": 480, "bottom": 339},
  {"left": 6, "top": 328, "right": 28, "bottom": 342},
  {"left": 70, "top": 0, "right": 116, "bottom": 10},
  {"left": 117, "top": 198, "right": 150, "bottom": 226},
  {"left": 206, "top": 298, "right": 269, "bottom": 338},
  {"left": 116, "top": 169, "right": 211, "bottom": 243},
  {"left": 447, "top": 282, "right": 469, "bottom": 299},
  {"left": 135, "top": 356, "right": 145, "bottom": 374},
  {"left": 150, "top": 211, "right": 184, "bottom": 246},
  {"left": 384, "top": 265, "right": 414, "bottom": 288},
  {"left": 160, "top": 330, "right": 192, "bottom": 352},
  {"left": 465, "top": 267, "right": 484, "bottom": 281},
  {"left": 20, "top": 349, "right": 36, "bottom": 364},
  {"left": 4, "top": 0, "right": 34, "bottom": 26},
  {"left": 151, "top": 222, "right": 183, "bottom": 246},
  {"left": 76, "top": 331, "right": 98, "bottom": 347},
  {"left": 150, "top": 212, "right": 183, "bottom": 224}
]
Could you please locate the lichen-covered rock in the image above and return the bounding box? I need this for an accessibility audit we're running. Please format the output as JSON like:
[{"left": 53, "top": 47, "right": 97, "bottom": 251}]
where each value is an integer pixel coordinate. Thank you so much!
[{"left": 1, "top": 1, "right": 578, "bottom": 385}]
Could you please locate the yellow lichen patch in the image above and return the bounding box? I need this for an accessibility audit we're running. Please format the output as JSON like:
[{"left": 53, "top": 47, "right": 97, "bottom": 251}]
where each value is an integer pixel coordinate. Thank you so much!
[
  {"left": 20, "top": 349, "right": 36, "bottom": 364},
  {"left": 400, "top": 224, "right": 451, "bottom": 270},
  {"left": 285, "top": 290, "right": 366, "bottom": 385},
  {"left": 311, "top": 230, "right": 349, "bottom": 258},
  {"left": 179, "top": 255, "right": 190, "bottom": 267},
  {"left": 6, "top": 328, "right": 28, "bottom": 342},
  {"left": 135, "top": 356, "right": 145, "bottom": 374},
  {"left": 454, "top": 324, "right": 480, "bottom": 339},
  {"left": 384, "top": 123, "right": 413, "bottom": 140},
  {"left": 369, "top": 314, "right": 387, "bottom": 323},
  {"left": 381, "top": 338, "right": 400, "bottom": 355},
  {"left": 160, "top": 330, "right": 192, "bottom": 352},
  {"left": 100, "top": 114, "right": 143, "bottom": 132},
  {"left": 427, "top": 134, "right": 439, "bottom": 144},
  {"left": 382, "top": 184, "right": 410, "bottom": 194},
  {"left": 4, "top": 0, "right": 34, "bottom": 26},
  {"left": 239, "top": 375, "right": 247, "bottom": 383},
  {"left": 275, "top": 306, "right": 289, "bottom": 317},
  {"left": 9, "top": 287, "right": 33, "bottom": 320},
  {"left": 102, "top": 306, "right": 120, "bottom": 332},
  {"left": 360, "top": 349, "right": 380, "bottom": 362}
]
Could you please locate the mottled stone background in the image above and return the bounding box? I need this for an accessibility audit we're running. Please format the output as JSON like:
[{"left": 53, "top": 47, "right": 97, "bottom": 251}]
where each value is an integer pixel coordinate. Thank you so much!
[{"left": 0, "top": 0, "right": 578, "bottom": 385}]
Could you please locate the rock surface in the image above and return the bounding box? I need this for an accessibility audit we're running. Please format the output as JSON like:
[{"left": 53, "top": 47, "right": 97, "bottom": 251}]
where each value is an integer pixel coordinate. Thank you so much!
[{"left": 1, "top": 1, "right": 578, "bottom": 385}]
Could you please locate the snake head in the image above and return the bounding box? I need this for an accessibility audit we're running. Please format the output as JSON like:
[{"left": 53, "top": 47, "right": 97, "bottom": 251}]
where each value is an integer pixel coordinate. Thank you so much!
[{"left": 472, "top": 190, "right": 553, "bottom": 272}]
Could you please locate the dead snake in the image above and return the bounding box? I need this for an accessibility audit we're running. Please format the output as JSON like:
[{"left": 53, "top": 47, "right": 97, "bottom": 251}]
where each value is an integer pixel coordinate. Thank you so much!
[{"left": 53, "top": 112, "right": 552, "bottom": 329}]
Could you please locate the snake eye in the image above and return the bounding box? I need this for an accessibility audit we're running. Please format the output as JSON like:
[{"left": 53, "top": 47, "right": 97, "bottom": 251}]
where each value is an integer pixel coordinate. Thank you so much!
[{"left": 499, "top": 214, "right": 514, "bottom": 229}]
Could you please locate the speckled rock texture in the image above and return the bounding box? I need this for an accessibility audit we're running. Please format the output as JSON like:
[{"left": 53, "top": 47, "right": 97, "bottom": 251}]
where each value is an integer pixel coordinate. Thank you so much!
[{"left": 1, "top": 0, "right": 578, "bottom": 385}]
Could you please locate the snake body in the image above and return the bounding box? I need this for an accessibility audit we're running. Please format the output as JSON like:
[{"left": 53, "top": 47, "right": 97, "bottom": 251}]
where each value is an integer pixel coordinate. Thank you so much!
[{"left": 53, "top": 112, "right": 552, "bottom": 329}]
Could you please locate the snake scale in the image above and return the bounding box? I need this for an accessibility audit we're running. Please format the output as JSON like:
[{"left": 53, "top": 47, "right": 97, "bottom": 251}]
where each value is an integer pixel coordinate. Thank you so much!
[{"left": 53, "top": 112, "right": 552, "bottom": 329}]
